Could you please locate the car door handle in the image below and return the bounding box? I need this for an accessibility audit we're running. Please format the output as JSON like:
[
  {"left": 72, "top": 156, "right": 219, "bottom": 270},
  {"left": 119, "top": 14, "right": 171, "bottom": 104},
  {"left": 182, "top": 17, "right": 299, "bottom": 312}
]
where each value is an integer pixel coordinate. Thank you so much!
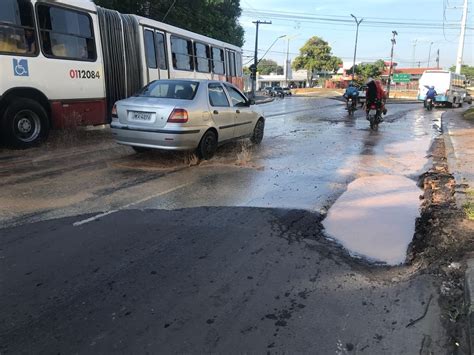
[
  {"left": 213, "top": 110, "right": 219, "bottom": 115},
  {"left": 236, "top": 110, "right": 241, "bottom": 114}
]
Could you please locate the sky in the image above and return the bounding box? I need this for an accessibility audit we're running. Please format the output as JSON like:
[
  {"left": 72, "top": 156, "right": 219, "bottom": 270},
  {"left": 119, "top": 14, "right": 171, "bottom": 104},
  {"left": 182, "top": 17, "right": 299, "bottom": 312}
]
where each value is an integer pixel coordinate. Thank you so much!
[{"left": 239, "top": 0, "right": 474, "bottom": 70}]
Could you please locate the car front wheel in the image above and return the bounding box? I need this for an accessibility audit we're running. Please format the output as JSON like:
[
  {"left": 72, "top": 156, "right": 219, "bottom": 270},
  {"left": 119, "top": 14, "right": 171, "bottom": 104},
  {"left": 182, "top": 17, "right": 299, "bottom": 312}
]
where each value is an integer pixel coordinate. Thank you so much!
[{"left": 251, "top": 119, "right": 265, "bottom": 145}]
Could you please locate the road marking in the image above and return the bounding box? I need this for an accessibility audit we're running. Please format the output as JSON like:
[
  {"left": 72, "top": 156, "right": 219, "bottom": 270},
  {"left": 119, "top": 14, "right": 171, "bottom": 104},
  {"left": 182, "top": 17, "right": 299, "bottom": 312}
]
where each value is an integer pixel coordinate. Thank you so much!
[{"left": 73, "top": 183, "right": 190, "bottom": 227}]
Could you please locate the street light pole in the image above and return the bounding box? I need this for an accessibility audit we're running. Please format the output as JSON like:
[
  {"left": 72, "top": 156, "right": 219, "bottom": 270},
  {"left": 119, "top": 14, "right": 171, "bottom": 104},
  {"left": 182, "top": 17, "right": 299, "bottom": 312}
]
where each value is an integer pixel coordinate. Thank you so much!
[
  {"left": 386, "top": 30, "right": 398, "bottom": 99},
  {"left": 350, "top": 14, "right": 363, "bottom": 81},
  {"left": 251, "top": 20, "right": 271, "bottom": 99},
  {"left": 427, "top": 41, "right": 433, "bottom": 67},
  {"left": 455, "top": 0, "right": 468, "bottom": 73},
  {"left": 411, "top": 39, "right": 417, "bottom": 68}
]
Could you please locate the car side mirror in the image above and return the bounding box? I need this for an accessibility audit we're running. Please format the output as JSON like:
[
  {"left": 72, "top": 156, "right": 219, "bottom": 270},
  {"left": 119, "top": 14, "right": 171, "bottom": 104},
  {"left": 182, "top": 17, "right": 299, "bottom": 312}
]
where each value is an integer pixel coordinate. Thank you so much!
[{"left": 248, "top": 99, "right": 256, "bottom": 106}]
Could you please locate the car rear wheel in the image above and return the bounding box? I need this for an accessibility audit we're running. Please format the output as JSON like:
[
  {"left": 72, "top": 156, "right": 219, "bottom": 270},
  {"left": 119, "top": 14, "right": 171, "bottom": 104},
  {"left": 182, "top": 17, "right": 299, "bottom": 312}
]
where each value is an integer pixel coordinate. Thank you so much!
[
  {"left": 132, "top": 146, "right": 151, "bottom": 153},
  {"left": 197, "top": 130, "right": 217, "bottom": 160},
  {"left": 251, "top": 119, "right": 265, "bottom": 145}
]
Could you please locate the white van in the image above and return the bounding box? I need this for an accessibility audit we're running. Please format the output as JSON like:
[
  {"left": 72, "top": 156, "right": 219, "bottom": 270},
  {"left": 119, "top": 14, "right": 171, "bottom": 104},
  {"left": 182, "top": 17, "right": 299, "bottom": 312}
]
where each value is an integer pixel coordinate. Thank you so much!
[{"left": 417, "top": 70, "right": 467, "bottom": 107}]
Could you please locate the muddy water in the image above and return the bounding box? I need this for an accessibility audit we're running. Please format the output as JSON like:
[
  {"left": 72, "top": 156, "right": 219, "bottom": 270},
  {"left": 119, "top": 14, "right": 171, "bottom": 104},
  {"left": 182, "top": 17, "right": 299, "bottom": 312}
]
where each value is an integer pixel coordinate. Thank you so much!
[{"left": 322, "top": 175, "right": 421, "bottom": 265}]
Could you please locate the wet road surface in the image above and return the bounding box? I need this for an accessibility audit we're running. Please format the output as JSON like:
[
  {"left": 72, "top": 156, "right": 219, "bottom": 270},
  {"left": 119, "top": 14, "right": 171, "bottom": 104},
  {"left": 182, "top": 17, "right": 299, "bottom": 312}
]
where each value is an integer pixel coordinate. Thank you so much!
[{"left": 0, "top": 97, "right": 449, "bottom": 352}]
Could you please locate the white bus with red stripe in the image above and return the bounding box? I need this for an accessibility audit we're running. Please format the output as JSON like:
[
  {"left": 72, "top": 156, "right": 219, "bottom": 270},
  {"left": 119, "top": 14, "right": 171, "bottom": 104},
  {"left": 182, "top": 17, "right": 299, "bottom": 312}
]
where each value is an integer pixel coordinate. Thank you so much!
[{"left": 0, "top": 0, "right": 243, "bottom": 148}]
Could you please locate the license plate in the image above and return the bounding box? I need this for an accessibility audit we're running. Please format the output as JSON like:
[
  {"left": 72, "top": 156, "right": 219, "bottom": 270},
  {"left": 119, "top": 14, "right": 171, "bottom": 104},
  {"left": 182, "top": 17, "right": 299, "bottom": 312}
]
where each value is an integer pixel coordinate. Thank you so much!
[
  {"left": 130, "top": 112, "right": 152, "bottom": 122},
  {"left": 369, "top": 109, "right": 376, "bottom": 115}
]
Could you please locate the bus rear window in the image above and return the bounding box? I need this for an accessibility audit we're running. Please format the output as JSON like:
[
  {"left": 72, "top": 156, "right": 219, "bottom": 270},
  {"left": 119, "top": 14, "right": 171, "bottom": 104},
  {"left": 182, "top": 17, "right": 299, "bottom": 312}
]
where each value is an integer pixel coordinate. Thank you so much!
[
  {"left": 37, "top": 4, "right": 96, "bottom": 61},
  {"left": 0, "top": 0, "right": 37, "bottom": 55}
]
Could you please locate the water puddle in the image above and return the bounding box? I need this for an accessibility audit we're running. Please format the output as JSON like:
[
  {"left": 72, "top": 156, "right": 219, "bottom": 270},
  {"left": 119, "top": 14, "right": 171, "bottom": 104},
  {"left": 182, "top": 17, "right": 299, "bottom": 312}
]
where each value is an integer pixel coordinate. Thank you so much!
[{"left": 323, "top": 175, "right": 421, "bottom": 265}]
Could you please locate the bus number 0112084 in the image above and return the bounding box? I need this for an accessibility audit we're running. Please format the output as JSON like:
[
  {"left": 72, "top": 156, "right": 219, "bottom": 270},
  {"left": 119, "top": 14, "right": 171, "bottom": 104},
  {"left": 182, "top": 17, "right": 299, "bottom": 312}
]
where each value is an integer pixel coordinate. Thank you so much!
[{"left": 69, "top": 70, "right": 101, "bottom": 79}]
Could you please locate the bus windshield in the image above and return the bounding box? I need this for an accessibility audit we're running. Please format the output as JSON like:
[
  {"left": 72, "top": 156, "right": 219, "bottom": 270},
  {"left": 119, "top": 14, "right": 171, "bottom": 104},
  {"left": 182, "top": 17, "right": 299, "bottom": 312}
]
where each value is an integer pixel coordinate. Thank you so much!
[{"left": 136, "top": 80, "right": 199, "bottom": 100}]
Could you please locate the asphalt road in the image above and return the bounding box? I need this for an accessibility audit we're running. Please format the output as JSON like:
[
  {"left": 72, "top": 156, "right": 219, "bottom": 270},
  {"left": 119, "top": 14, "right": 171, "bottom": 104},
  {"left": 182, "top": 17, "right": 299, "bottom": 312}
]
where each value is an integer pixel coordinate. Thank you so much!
[{"left": 0, "top": 97, "right": 449, "bottom": 353}]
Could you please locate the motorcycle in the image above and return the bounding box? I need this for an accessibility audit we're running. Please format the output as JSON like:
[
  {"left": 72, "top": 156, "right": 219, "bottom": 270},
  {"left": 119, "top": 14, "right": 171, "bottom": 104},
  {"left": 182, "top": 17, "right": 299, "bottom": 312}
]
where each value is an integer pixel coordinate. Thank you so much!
[
  {"left": 425, "top": 98, "right": 433, "bottom": 111},
  {"left": 346, "top": 97, "right": 356, "bottom": 116},
  {"left": 366, "top": 103, "right": 382, "bottom": 130}
]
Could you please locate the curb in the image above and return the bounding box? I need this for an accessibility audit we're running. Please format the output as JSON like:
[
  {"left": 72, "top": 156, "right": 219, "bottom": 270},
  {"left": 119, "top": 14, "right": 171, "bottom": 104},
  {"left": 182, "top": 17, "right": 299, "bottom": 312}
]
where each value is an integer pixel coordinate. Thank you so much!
[{"left": 465, "top": 257, "right": 474, "bottom": 352}]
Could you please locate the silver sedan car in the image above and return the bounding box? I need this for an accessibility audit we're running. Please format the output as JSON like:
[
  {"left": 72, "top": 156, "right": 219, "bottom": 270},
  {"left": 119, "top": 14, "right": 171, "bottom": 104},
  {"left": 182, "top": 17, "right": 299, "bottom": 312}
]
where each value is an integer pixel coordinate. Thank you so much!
[{"left": 110, "top": 79, "right": 265, "bottom": 159}]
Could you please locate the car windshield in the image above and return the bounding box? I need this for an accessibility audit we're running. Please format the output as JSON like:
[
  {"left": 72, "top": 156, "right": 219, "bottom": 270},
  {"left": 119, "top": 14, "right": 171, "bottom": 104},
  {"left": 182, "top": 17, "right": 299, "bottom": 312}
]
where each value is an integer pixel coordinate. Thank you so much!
[{"left": 136, "top": 80, "right": 199, "bottom": 100}]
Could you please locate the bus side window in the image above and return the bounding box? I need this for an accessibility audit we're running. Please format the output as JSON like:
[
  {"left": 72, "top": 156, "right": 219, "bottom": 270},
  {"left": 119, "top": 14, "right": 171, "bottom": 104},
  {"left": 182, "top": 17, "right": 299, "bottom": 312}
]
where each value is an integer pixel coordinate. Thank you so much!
[
  {"left": 170, "top": 36, "right": 194, "bottom": 71},
  {"left": 195, "top": 42, "right": 210, "bottom": 73},
  {"left": 0, "top": 0, "right": 38, "bottom": 55},
  {"left": 211, "top": 47, "right": 225, "bottom": 75},
  {"left": 155, "top": 32, "right": 167, "bottom": 70},
  {"left": 37, "top": 4, "right": 96, "bottom": 61},
  {"left": 144, "top": 29, "right": 157, "bottom": 69}
]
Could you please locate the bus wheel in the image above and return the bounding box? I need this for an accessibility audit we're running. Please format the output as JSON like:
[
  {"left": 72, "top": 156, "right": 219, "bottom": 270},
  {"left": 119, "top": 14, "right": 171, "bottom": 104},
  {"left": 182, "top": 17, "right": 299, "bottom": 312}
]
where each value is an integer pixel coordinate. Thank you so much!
[{"left": 1, "top": 98, "right": 50, "bottom": 149}]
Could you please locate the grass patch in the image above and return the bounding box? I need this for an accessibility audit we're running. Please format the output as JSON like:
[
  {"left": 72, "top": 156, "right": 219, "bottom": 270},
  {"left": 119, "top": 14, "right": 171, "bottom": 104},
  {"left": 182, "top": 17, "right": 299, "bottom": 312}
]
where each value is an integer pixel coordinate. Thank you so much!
[
  {"left": 464, "top": 189, "right": 474, "bottom": 220},
  {"left": 463, "top": 108, "right": 474, "bottom": 120}
]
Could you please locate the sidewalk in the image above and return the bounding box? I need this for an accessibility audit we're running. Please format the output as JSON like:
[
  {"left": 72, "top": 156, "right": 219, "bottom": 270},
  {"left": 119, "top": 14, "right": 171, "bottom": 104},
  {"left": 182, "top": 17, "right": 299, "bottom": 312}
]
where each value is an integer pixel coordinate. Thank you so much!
[
  {"left": 443, "top": 108, "right": 474, "bottom": 212},
  {"left": 443, "top": 107, "right": 474, "bottom": 350}
]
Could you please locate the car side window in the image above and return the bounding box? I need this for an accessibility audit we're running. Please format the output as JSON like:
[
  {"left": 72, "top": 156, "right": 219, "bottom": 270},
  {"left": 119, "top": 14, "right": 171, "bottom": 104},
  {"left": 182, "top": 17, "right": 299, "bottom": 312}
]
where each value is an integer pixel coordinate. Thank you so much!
[
  {"left": 224, "top": 84, "right": 247, "bottom": 107},
  {"left": 208, "top": 83, "right": 229, "bottom": 107}
]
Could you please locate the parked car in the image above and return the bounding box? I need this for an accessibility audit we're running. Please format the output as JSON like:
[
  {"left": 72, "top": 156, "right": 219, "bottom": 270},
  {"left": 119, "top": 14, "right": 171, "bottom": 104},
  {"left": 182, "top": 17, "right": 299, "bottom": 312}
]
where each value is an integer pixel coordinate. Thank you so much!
[
  {"left": 111, "top": 80, "right": 265, "bottom": 160},
  {"left": 263, "top": 86, "right": 273, "bottom": 96},
  {"left": 282, "top": 87, "right": 292, "bottom": 96},
  {"left": 270, "top": 86, "right": 284, "bottom": 97},
  {"left": 464, "top": 93, "right": 472, "bottom": 105},
  {"left": 358, "top": 85, "right": 367, "bottom": 106}
]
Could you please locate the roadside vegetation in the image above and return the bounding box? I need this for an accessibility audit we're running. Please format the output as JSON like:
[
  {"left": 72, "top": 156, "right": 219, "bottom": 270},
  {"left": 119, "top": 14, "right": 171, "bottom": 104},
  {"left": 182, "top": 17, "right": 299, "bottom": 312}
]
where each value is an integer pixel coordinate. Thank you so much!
[
  {"left": 463, "top": 107, "right": 474, "bottom": 120},
  {"left": 464, "top": 190, "right": 474, "bottom": 220},
  {"left": 94, "top": 0, "right": 245, "bottom": 46}
]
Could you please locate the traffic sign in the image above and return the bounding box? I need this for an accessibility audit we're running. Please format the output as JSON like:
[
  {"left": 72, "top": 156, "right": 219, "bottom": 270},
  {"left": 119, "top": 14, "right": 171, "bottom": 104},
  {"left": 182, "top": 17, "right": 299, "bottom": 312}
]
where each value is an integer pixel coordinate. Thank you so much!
[{"left": 393, "top": 73, "right": 411, "bottom": 83}]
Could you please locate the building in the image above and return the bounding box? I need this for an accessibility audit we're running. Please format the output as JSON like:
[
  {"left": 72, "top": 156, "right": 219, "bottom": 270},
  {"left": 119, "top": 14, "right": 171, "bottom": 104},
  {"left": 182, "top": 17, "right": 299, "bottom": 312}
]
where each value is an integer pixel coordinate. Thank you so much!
[
  {"left": 257, "top": 69, "right": 309, "bottom": 90},
  {"left": 381, "top": 67, "right": 439, "bottom": 90}
]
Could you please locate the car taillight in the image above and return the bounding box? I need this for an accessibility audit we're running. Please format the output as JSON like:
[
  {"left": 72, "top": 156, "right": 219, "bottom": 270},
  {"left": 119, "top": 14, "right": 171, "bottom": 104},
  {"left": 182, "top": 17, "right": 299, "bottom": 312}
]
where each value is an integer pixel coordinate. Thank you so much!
[
  {"left": 167, "top": 109, "right": 188, "bottom": 123},
  {"left": 111, "top": 104, "right": 118, "bottom": 118}
]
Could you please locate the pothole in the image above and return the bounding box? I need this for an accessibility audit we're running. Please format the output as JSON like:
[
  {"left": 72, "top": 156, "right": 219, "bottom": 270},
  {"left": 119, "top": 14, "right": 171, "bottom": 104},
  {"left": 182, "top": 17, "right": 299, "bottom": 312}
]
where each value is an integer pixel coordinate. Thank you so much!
[{"left": 322, "top": 175, "right": 421, "bottom": 265}]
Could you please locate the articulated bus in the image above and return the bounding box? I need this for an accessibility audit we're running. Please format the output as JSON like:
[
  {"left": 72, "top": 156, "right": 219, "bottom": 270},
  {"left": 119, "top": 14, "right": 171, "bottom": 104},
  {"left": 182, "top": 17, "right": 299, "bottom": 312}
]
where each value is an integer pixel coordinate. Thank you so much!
[{"left": 0, "top": 0, "right": 243, "bottom": 148}]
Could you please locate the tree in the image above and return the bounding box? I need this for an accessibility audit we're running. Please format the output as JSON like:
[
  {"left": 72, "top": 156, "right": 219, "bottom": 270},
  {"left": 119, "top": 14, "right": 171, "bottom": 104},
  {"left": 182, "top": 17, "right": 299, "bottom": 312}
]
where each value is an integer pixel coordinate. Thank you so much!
[
  {"left": 257, "top": 59, "right": 283, "bottom": 75},
  {"left": 353, "top": 60, "right": 386, "bottom": 85},
  {"left": 449, "top": 65, "right": 474, "bottom": 81},
  {"left": 94, "top": 0, "right": 244, "bottom": 47},
  {"left": 292, "top": 36, "right": 342, "bottom": 86}
]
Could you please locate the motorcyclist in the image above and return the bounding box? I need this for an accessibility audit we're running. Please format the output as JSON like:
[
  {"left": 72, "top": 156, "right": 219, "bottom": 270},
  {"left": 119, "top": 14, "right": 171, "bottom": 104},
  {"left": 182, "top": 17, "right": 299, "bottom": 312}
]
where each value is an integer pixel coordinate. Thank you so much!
[
  {"left": 343, "top": 82, "right": 359, "bottom": 109},
  {"left": 425, "top": 86, "right": 437, "bottom": 107},
  {"left": 366, "top": 78, "right": 383, "bottom": 116}
]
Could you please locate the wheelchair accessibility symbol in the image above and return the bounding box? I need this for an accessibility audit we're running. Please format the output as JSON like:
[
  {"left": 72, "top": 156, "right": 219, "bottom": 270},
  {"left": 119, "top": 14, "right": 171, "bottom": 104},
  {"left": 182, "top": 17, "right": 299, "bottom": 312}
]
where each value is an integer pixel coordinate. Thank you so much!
[{"left": 13, "top": 59, "right": 29, "bottom": 77}]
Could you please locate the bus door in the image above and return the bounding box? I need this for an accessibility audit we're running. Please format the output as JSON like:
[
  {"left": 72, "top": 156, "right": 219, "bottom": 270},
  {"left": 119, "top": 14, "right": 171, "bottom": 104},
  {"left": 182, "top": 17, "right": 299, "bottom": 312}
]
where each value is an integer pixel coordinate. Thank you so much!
[
  {"left": 226, "top": 50, "right": 236, "bottom": 85},
  {"left": 143, "top": 28, "right": 168, "bottom": 83}
]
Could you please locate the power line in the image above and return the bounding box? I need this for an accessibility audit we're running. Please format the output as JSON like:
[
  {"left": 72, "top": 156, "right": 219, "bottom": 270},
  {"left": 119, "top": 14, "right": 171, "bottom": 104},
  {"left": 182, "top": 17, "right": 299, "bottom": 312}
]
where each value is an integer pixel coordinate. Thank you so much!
[{"left": 241, "top": 8, "right": 474, "bottom": 30}]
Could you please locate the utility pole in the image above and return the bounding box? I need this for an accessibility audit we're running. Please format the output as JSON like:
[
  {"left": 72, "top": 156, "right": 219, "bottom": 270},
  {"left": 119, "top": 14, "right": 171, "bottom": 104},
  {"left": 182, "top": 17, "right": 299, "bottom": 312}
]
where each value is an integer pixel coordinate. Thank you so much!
[
  {"left": 350, "top": 14, "right": 363, "bottom": 81},
  {"left": 386, "top": 30, "right": 398, "bottom": 99},
  {"left": 427, "top": 42, "right": 433, "bottom": 67},
  {"left": 285, "top": 37, "right": 290, "bottom": 86},
  {"left": 455, "top": 0, "right": 468, "bottom": 74},
  {"left": 250, "top": 20, "right": 271, "bottom": 99},
  {"left": 411, "top": 39, "right": 417, "bottom": 68},
  {"left": 436, "top": 49, "right": 440, "bottom": 69}
]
